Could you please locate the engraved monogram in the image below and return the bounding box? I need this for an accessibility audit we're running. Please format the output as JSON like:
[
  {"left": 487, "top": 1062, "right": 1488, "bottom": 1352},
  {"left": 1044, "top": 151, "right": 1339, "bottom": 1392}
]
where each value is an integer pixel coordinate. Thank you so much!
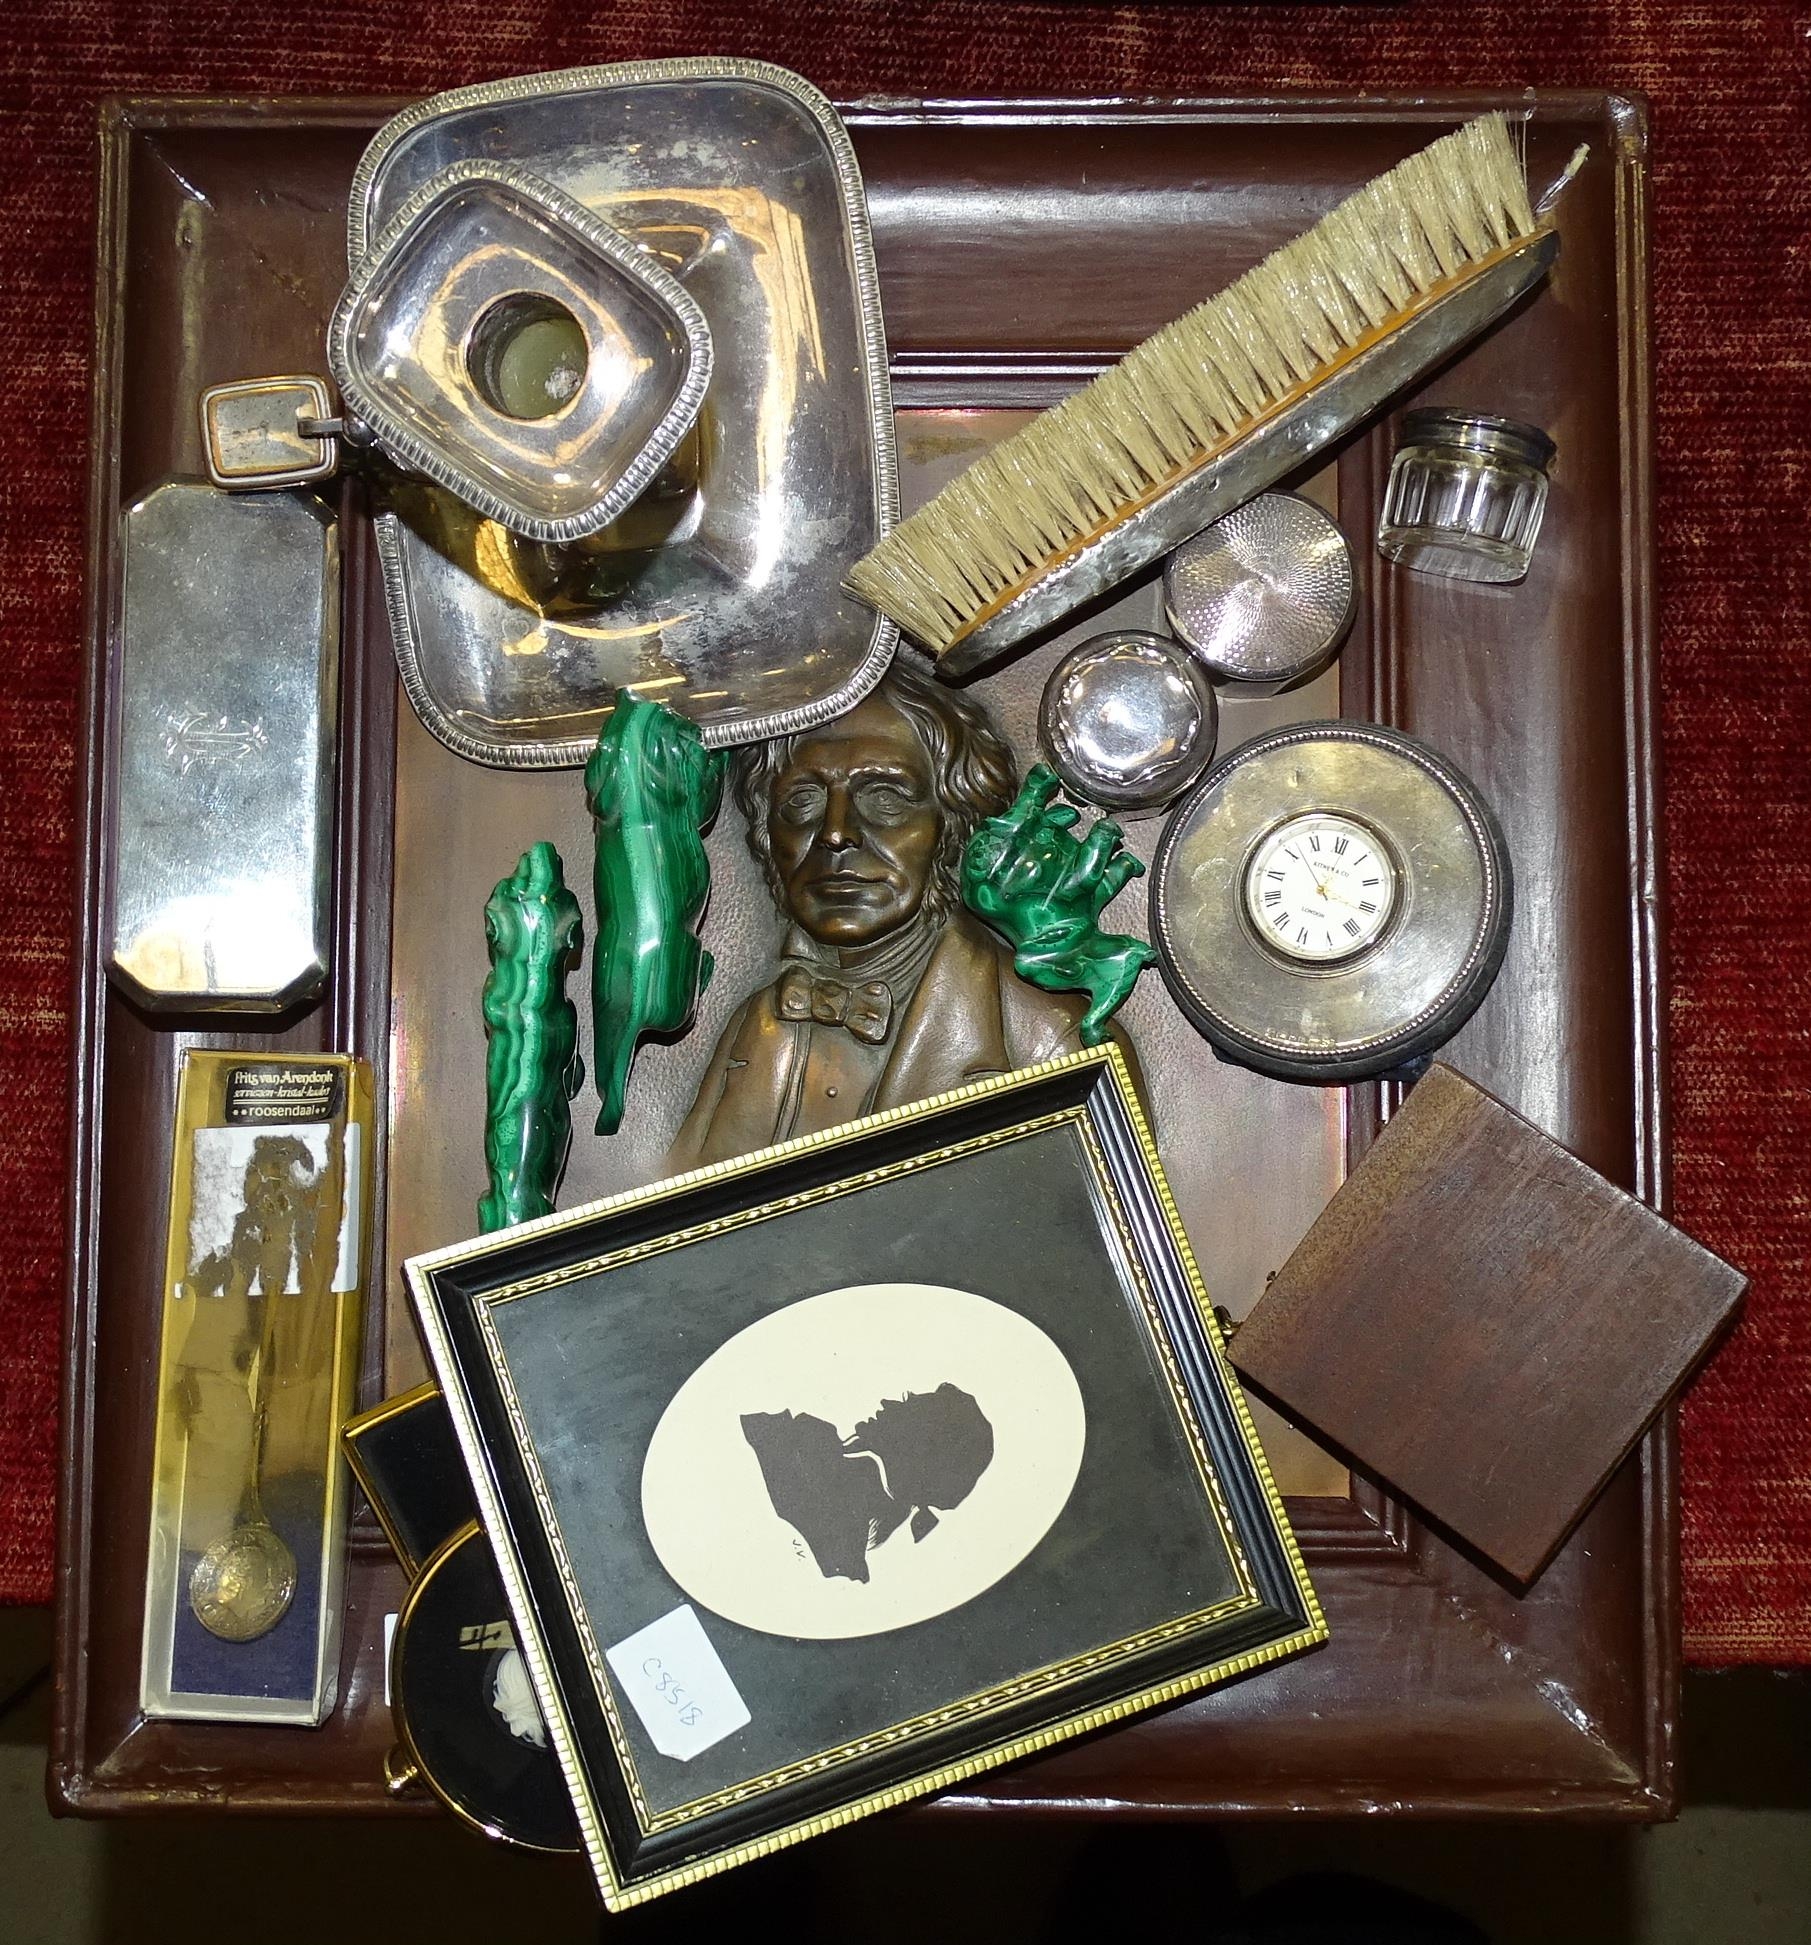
[{"left": 163, "top": 708, "right": 269, "bottom": 776}]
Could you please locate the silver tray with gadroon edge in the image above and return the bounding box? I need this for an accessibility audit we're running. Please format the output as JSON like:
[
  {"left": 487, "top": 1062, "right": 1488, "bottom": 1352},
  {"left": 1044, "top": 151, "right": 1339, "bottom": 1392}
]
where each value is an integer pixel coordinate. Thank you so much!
[{"left": 349, "top": 58, "right": 899, "bottom": 766}]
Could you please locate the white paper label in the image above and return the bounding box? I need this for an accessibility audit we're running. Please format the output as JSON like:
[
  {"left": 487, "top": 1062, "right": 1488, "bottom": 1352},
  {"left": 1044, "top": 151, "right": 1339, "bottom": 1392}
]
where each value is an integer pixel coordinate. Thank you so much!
[
  {"left": 382, "top": 1611, "right": 398, "bottom": 1707},
  {"left": 604, "top": 1603, "right": 750, "bottom": 1762},
  {"left": 335, "top": 1122, "right": 362, "bottom": 1293}
]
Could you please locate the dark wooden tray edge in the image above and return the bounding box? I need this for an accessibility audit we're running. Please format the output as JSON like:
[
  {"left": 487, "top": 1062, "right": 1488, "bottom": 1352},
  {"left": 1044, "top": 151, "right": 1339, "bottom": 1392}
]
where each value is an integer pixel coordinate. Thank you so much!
[
  {"left": 51, "top": 96, "right": 132, "bottom": 1820},
  {"left": 51, "top": 87, "right": 1675, "bottom": 1825}
]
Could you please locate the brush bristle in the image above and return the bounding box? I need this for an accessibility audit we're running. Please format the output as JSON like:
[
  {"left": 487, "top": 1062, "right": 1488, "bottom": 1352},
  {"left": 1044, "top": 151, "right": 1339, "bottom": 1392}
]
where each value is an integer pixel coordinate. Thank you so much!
[{"left": 849, "top": 114, "right": 1540, "bottom": 653}]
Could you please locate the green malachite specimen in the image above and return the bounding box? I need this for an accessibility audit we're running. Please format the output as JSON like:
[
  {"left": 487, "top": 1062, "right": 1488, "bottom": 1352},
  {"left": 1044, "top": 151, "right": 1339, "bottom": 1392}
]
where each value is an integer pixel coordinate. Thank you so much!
[
  {"left": 585, "top": 692, "right": 725, "bottom": 1136},
  {"left": 480, "top": 842, "right": 584, "bottom": 1233},
  {"left": 962, "top": 762, "right": 1156, "bottom": 1046}
]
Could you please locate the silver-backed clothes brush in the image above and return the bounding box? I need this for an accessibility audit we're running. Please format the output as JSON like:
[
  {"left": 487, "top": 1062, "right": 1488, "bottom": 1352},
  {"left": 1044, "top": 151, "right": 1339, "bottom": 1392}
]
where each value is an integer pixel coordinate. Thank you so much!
[{"left": 846, "top": 114, "right": 1582, "bottom": 678}]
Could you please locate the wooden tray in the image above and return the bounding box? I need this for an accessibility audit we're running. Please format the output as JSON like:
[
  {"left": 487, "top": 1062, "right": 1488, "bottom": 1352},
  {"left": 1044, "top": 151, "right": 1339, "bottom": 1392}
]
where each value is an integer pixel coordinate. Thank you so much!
[{"left": 57, "top": 89, "right": 1668, "bottom": 1817}]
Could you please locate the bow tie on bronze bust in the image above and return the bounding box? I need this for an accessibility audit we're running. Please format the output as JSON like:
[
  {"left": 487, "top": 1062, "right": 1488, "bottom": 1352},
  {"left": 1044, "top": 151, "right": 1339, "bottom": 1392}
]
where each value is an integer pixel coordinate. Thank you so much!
[
  {"left": 775, "top": 966, "right": 893, "bottom": 1044},
  {"left": 775, "top": 914, "right": 945, "bottom": 1046}
]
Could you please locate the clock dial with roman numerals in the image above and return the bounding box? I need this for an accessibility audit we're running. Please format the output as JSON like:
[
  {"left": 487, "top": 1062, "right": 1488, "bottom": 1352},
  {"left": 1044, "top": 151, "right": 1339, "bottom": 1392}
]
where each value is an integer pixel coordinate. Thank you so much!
[
  {"left": 1150, "top": 721, "right": 1512, "bottom": 1085},
  {"left": 1243, "top": 813, "right": 1398, "bottom": 964}
]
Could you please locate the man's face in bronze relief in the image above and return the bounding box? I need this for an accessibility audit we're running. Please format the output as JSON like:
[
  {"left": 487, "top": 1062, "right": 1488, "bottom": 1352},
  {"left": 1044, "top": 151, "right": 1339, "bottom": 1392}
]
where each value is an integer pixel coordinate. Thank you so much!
[{"left": 766, "top": 693, "right": 943, "bottom": 950}]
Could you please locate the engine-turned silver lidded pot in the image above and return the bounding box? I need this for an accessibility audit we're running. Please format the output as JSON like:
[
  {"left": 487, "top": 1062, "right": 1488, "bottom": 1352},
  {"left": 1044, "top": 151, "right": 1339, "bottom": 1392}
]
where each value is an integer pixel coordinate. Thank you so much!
[
  {"left": 1163, "top": 491, "right": 1355, "bottom": 696},
  {"left": 1038, "top": 629, "right": 1219, "bottom": 818}
]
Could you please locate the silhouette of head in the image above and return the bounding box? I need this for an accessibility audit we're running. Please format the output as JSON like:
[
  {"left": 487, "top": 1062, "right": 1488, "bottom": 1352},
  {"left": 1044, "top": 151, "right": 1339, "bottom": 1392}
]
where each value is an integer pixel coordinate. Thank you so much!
[
  {"left": 848, "top": 1382, "right": 996, "bottom": 1535},
  {"left": 742, "top": 1382, "right": 998, "bottom": 1582}
]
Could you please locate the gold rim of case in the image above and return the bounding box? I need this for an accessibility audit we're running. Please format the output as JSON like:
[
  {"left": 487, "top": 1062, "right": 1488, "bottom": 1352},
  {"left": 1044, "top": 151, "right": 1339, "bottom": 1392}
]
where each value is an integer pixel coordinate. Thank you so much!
[
  {"left": 340, "top": 1377, "right": 445, "bottom": 1580},
  {"left": 389, "top": 1521, "right": 582, "bottom": 1857}
]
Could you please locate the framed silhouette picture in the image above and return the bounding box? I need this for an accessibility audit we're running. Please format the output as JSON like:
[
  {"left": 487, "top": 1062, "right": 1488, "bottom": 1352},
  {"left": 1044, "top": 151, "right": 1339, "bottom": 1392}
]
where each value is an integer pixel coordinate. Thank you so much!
[{"left": 407, "top": 1046, "right": 1324, "bottom": 1909}]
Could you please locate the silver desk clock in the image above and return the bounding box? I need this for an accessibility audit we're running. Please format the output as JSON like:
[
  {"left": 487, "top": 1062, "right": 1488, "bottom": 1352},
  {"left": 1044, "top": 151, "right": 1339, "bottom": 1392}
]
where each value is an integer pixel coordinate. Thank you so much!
[{"left": 1150, "top": 722, "right": 1512, "bottom": 1084}]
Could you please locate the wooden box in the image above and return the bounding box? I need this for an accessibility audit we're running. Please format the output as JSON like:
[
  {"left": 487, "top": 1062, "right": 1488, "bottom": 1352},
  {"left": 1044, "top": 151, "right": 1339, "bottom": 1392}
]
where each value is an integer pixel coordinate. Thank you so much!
[{"left": 1233, "top": 1063, "right": 1744, "bottom": 1585}]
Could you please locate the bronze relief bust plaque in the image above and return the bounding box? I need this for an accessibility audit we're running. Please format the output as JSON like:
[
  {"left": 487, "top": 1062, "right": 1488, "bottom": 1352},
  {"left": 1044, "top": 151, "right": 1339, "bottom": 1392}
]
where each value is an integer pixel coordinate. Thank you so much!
[{"left": 669, "top": 659, "right": 1139, "bottom": 1172}]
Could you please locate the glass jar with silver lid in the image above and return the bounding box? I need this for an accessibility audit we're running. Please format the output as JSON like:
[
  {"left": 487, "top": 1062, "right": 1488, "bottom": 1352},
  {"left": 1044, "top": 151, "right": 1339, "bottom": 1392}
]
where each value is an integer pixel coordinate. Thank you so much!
[{"left": 1376, "top": 409, "right": 1555, "bottom": 585}]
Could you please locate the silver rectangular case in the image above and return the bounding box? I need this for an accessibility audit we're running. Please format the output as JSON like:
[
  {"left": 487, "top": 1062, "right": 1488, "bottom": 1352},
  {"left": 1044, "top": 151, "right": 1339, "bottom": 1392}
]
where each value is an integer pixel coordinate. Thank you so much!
[{"left": 109, "top": 481, "right": 339, "bottom": 1012}]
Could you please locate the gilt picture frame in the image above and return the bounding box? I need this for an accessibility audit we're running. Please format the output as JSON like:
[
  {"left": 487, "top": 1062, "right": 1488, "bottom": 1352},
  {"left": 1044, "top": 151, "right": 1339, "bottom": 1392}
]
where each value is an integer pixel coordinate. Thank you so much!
[{"left": 406, "top": 1046, "right": 1324, "bottom": 1908}]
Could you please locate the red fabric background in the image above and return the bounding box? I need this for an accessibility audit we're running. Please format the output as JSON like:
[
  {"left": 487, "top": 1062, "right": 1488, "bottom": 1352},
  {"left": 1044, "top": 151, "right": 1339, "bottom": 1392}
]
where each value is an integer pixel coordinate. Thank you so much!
[{"left": 2, "top": 3, "right": 1805, "bottom": 1661}]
